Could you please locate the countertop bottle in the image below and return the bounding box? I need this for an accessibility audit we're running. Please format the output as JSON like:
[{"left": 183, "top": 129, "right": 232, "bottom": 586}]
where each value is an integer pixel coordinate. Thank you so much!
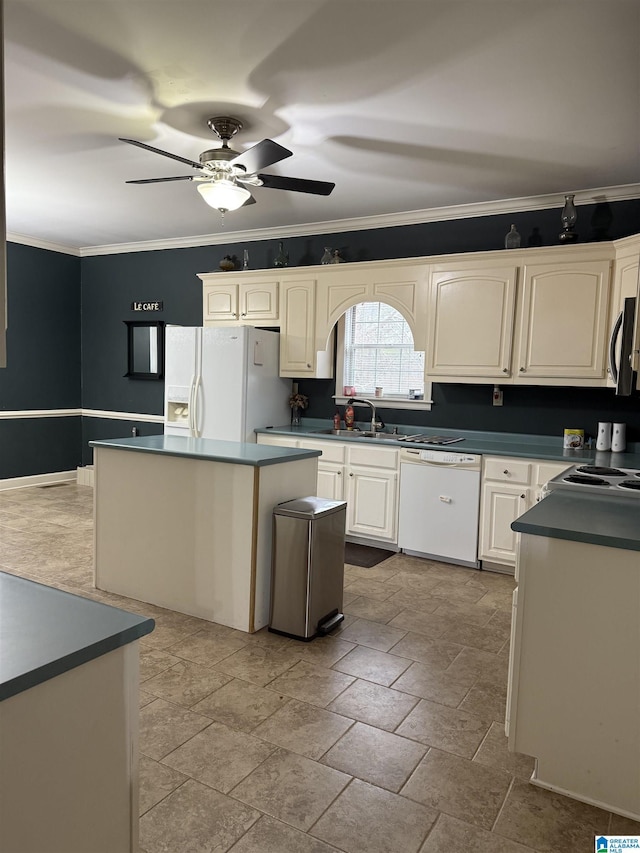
[
  {"left": 333, "top": 409, "right": 341, "bottom": 429},
  {"left": 344, "top": 404, "right": 355, "bottom": 430}
]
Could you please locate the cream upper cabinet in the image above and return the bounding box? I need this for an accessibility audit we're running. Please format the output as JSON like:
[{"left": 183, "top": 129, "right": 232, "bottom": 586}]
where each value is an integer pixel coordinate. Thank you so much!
[
  {"left": 201, "top": 275, "right": 279, "bottom": 325},
  {"left": 609, "top": 234, "right": 640, "bottom": 387},
  {"left": 426, "top": 265, "right": 517, "bottom": 378},
  {"left": 514, "top": 259, "right": 612, "bottom": 382},
  {"left": 279, "top": 278, "right": 333, "bottom": 378},
  {"left": 315, "top": 262, "right": 429, "bottom": 356}
]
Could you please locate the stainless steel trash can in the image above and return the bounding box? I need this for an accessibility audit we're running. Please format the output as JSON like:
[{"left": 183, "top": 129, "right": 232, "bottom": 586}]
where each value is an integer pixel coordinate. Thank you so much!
[{"left": 270, "top": 496, "right": 346, "bottom": 641}]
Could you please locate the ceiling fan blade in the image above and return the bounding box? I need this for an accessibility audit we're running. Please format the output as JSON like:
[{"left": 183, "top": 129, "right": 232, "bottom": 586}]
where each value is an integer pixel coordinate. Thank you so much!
[
  {"left": 257, "top": 174, "right": 335, "bottom": 196},
  {"left": 231, "top": 139, "right": 293, "bottom": 174},
  {"left": 126, "top": 176, "right": 195, "bottom": 184},
  {"left": 119, "top": 138, "right": 203, "bottom": 170}
]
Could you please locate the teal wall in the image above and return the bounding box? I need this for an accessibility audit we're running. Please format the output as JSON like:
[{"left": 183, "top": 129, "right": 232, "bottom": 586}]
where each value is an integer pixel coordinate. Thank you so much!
[{"left": 3, "top": 197, "right": 640, "bottom": 477}]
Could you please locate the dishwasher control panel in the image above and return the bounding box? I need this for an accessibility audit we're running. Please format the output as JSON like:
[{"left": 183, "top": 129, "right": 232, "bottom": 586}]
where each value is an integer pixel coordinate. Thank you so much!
[{"left": 400, "top": 448, "right": 481, "bottom": 467}]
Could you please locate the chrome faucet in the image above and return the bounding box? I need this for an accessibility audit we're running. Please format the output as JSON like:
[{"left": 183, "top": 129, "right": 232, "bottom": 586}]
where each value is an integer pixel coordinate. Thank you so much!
[{"left": 347, "top": 398, "right": 385, "bottom": 432}]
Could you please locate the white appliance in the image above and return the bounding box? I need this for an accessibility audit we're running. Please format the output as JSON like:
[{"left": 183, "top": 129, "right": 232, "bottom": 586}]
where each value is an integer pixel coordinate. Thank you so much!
[
  {"left": 164, "top": 326, "right": 290, "bottom": 442},
  {"left": 545, "top": 462, "right": 640, "bottom": 497},
  {"left": 398, "top": 447, "right": 482, "bottom": 568}
]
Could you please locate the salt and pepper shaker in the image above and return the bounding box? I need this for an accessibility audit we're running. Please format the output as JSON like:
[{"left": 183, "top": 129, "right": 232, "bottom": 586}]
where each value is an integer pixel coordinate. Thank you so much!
[
  {"left": 611, "top": 423, "right": 626, "bottom": 453},
  {"left": 596, "top": 422, "right": 612, "bottom": 452}
]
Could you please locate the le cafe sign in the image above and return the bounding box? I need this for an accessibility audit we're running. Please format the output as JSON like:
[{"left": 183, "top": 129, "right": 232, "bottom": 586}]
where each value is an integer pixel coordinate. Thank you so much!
[{"left": 131, "top": 301, "right": 163, "bottom": 312}]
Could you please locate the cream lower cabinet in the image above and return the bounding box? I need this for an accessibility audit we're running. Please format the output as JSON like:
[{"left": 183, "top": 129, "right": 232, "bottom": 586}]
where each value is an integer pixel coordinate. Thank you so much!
[
  {"left": 480, "top": 456, "right": 569, "bottom": 572},
  {"left": 257, "top": 435, "right": 398, "bottom": 544},
  {"left": 343, "top": 444, "right": 398, "bottom": 543}
]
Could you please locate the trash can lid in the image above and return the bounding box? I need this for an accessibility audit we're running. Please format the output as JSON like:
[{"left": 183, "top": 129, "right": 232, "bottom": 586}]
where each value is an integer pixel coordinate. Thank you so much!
[{"left": 274, "top": 496, "right": 347, "bottom": 519}]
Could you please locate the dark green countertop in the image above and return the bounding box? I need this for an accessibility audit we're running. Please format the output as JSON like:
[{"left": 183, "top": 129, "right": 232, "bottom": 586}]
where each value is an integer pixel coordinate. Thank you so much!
[
  {"left": 256, "top": 420, "right": 640, "bottom": 467},
  {"left": 90, "top": 434, "right": 321, "bottom": 467},
  {"left": 512, "top": 491, "right": 640, "bottom": 551},
  {"left": 0, "top": 573, "right": 155, "bottom": 701}
]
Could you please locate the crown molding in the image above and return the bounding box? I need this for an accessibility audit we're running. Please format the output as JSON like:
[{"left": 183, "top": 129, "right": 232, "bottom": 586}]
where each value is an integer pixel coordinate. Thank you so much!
[
  {"left": 7, "top": 232, "right": 80, "bottom": 256},
  {"left": 8, "top": 183, "right": 640, "bottom": 258},
  {"left": 79, "top": 183, "right": 640, "bottom": 257}
]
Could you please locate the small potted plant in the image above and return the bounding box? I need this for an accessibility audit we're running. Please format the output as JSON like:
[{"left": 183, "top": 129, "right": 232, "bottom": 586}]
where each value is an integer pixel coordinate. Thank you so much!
[{"left": 289, "top": 392, "right": 308, "bottom": 426}]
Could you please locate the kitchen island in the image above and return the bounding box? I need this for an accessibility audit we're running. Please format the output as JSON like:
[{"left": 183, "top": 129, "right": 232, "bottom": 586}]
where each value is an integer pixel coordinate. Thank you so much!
[
  {"left": 506, "top": 492, "right": 640, "bottom": 820},
  {"left": 0, "top": 572, "right": 154, "bottom": 853},
  {"left": 91, "top": 435, "right": 320, "bottom": 632}
]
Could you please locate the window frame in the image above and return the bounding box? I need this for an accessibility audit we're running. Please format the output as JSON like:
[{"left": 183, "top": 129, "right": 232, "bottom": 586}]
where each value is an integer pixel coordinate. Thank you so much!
[{"left": 333, "top": 305, "right": 433, "bottom": 411}]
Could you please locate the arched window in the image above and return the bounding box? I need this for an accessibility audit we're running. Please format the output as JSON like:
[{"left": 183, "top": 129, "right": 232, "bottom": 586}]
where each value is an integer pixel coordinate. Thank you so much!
[{"left": 339, "top": 302, "right": 425, "bottom": 399}]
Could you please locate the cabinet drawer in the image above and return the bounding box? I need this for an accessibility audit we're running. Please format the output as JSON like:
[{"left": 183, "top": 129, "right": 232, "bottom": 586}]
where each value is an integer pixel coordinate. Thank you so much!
[
  {"left": 297, "top": 438, "right": 346, "bottom": 463},
  {"left": 347, "top": 444, "right": 399, "bottom": 470},
  {"left": 483, "top": 457, "right": 531, "bottom": 485},
  {"left": 256, "top": 434, "right": 299, "bottom": 448}
]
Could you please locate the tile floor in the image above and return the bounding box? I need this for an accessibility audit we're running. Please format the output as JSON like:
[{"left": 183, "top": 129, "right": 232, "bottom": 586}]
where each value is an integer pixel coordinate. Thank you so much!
[{"left": 1, "top": 482, "right": 639, "bottom": 853}]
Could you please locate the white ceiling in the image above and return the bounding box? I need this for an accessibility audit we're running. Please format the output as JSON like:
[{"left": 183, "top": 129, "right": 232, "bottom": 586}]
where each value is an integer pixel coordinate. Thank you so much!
[{"left": 4, "top": 0, "right": 640, "bottom": 253}]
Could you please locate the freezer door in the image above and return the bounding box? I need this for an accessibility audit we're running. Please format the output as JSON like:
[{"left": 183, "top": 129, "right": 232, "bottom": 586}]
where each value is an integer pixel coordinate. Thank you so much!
[{"left": 164, "top": 326, "right": 198, "bottom": 434}]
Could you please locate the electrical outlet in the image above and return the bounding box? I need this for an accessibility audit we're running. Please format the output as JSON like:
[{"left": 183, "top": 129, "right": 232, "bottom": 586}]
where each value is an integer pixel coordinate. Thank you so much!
[{"left": 492, "top": 385, "right": 503, "bottom": 406}]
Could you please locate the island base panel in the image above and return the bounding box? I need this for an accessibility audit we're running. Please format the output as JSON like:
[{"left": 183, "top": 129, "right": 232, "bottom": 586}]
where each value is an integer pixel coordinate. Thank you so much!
[{"left": 0, "top": 643, "right": 139, "bottom": 853}]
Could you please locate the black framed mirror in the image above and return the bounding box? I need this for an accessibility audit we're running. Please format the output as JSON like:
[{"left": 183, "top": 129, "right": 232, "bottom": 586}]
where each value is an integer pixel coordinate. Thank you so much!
[{"left": 124, "top": 321, "right": 165, "bottom": 379}]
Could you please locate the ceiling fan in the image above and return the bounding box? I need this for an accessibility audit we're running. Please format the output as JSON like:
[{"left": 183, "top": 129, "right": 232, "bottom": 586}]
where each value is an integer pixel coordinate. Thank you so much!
[{"left": 119, "top": 116, "right": 335, "bottom": 213}]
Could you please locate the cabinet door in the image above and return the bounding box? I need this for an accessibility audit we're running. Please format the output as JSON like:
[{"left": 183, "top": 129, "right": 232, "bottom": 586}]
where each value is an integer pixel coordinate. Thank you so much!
[
  {"left": 317, "top": 463, "right": 345, "bottom": 500},
  {"left": 241, "top": 282, "right": 279, "bottom": 322},
  {"left": 516, "top": 260, "right": 611, "bottom": 380},
  {"left": 346, "top": 466, "right": 397, "bottom": 541},
  {"left": 427, "top": 266, "right": 517, "bottom": 378},
  {"left": 479, "top": 482, "right": 528, "bottom": 567},
  {"left": 203, "top": 284, "right": 238, "bottom": 322},
  {"left": 279, "top": 280, "right": 317, "bottom": 375}
]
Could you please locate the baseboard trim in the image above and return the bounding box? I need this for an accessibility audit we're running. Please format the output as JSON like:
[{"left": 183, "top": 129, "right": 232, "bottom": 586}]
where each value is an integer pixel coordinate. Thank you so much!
[
  {"left": 0, "top": 470, "right": 78, "bottom": 491},
  {"left": 76, "top": 466, "right": 95, "bottom": 487}
]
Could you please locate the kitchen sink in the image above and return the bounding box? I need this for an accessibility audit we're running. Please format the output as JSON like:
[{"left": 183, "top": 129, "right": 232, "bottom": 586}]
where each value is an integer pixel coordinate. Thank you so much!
[
  {"left": 311, "top": 428, "right": 364, "bottom": 436},
  {"left": 355, "top": 431, "right": 405, "bottom": 440},
  {"left": 311, "top": 428, "right": 405, "bottom": 440}
]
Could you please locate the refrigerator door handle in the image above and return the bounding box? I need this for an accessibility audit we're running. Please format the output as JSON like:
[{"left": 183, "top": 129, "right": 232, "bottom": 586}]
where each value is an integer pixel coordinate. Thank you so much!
[
  {"left": 192, "top": 374, "right": 203, "bottom": 437},
  {"left": 188, "top": 375, "right": 197, "bottom": 436}
]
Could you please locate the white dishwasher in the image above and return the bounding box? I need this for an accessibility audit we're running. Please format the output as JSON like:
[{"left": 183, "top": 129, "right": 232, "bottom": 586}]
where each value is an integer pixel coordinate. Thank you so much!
[{"left": 398, "top": 447, "right": 481, "bottom": 568}]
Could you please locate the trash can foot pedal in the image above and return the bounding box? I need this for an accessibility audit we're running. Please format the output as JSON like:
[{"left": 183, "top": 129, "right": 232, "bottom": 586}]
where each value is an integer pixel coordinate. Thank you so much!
[{"left": 317, "top": 610, "right": 344, "bottom": 636}]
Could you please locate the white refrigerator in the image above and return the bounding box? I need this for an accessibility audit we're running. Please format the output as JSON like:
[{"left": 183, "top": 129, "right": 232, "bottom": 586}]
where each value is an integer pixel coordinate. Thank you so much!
[{"left": 164, "top": 326, "right": 291, "bottom": 442}]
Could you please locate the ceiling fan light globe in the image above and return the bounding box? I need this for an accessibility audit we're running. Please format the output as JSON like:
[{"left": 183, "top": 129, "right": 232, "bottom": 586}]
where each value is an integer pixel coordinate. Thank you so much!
[{"left": 197, "top": 180, "right": 250, "bottom": 212}]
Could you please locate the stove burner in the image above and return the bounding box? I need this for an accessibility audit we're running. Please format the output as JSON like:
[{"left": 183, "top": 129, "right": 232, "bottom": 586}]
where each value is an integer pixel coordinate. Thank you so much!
[
  {"left": 576, "top": 466, "right": 626, "bottom": 477},
  {"left": 563, "top": 474, "right": 609, "bottom": 486},
  {"left": 618, "top": 480, "right": 640, "bottom": 491}
]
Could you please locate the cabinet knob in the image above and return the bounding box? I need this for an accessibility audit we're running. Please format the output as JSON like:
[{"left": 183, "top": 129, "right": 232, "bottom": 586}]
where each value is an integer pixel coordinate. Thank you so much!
[
  {"left": 521, "top": 493, "right": 526, "bottom": 499},
  {"left": 519, "top": 367, "right": 526, "bottom": 372},
  {"left": 233, "top": 312, "right": 238, "bottom": 318},
  {"left": 337, "top": 471, "right": 342, "bottom": 476},
  {"left": 241, "top": 312, "right": 247, "bottom": 317},
  {"left": 349, "top": 472, "right": 354, "bottom": 477},
  {"left": 503, "top": 469, "right": 509, "bottom": 475},
  {"left": 307, "top": 363, "right": 312, "bottom": 369},
  {"left": 502, "top": 367, "right": 509, "bottom": 373}
]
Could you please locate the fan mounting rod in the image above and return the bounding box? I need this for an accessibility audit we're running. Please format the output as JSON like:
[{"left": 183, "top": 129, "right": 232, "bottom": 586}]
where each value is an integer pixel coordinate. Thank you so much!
[{"left": 207, "top": 116, "right": 243, "bottom": 143}]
